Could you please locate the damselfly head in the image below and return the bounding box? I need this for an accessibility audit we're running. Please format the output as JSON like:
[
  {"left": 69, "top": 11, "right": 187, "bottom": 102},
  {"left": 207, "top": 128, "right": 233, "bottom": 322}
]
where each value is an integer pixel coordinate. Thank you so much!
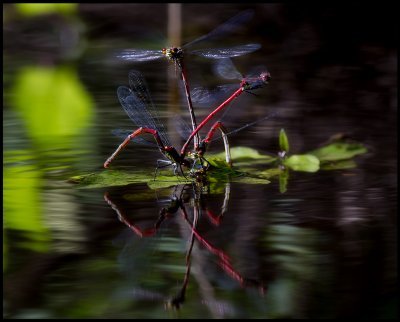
[
  {"left": 162, "top": 47, "right": 184, "bottom": 64},
  {"left": 243, "top": 71, "right": 271, "bottom": 91},
  {"left": 260, "top": 71, "right": 271, "bottom": 84}
]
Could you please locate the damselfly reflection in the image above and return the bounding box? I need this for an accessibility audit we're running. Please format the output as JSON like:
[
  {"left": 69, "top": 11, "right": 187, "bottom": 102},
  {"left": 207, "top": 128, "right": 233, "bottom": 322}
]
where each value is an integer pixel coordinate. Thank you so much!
[{"left": 104, "top": 183, "right": 265, "bottom": 313}]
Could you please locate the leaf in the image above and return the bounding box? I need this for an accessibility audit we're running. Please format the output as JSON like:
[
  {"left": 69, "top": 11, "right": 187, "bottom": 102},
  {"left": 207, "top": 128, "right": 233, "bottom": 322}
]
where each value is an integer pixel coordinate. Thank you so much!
[
  {"left": 279, "top": 128, "right": 290, "bottom": 153},
  {"left": 69, "top": 170, "right": 161, "bottom": 189},
  {"left": 284, "top": 154, "right": 320, "bottom": 172},
  {"left": 209, "top": 146, "right": 276, "bottom": 162},
  {"left": 207, "top": 159, "right": 244, "bottom": 177},
  {"left": 70, "top": 155, "right": 274, "bottom": 189},
  {"left": 308, "top": 142, "right": 367, "bottom": 162}
]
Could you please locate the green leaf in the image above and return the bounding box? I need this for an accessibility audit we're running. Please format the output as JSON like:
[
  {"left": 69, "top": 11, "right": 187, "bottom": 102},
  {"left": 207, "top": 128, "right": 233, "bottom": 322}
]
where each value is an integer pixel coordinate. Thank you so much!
[
  {"left": 279, "top": 128, "right": 290, "bottom": 153},
  {"left": 208, "top": 147, "right": 277, "bottom": 170},
  {"left": 69, "top": 170, "right": 189, "bottom": 189},
  {"left": 207, "top": 158, "right": 235, "bottom": 171},
  {"left": 70, "top": 155, "right": 273, "bottom": 189},
  {"left": 210, "top": 146, "right": 271, "bottom": 161},
  {"left": 284, "top": 154, "right": 320, "bottom": 172},
  {"left": 308, "top": 142, "right": 367, "bottom": 162}
]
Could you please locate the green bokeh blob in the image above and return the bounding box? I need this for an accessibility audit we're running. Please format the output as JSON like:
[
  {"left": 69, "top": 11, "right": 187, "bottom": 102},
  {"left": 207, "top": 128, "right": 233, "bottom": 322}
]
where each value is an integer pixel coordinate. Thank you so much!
[
  {"left": 15, "top": 3, "right": 77, "bottom": 16},
  {"left": 12, "top": 66, "right": 94, "bottom": 148},
  {"left": 3, "top": 156, "right": 51, "bottom": 260}
]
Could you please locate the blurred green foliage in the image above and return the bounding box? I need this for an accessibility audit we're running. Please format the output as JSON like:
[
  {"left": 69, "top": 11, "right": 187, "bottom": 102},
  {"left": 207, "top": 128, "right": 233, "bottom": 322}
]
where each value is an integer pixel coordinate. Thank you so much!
[
  {"left": 4, "top": 64, "right": 94, "bottom": 270},
  {"left": 12, "top": 66, "right": 94, "bottom": 148},
  {"left": 309, "top": 142, "right": 368, "bottom": 162},
  {"left": 15, "top": 3, "right": 77, "bottom": 17},
  {"left": 3, "top": 156, "right": 51, "bottom": 263}
]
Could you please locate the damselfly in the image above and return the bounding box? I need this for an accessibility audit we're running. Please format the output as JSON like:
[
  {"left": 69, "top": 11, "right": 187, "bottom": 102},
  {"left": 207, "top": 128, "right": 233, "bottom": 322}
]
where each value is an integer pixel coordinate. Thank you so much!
[
  {"left": 103, "top": 70, "right": 190, "bottom": 176},
  {"left": 104, "top": 70, "right": 233, "bottom": 178},
  {"left": 116, "top": 10, "right": 261, "bottom": 148},
  {"left": 180, "top": 59, "right": 271, "bottom": 158}
]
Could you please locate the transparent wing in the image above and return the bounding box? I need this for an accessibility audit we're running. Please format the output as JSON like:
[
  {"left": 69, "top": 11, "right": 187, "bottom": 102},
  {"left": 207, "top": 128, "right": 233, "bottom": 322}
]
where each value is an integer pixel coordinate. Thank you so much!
[
  {"left": 117, "top": 71, "right": 171, "bottom": 146},
  {"left": 190, "top": 43, "right": 261, "bottom": 59},
  {"left": 213, "top": 58, "right": 243, "bottom": 80},
  {"left": 245, "top": 64, "right": 270, "bottom": 79},
  {"left": 173, "top": 114, "right": 193, "bottom": 141},
  {"left": 191, "top": 84, "right": 240, "bottom": 106},
  {"left": 210, "top": 113, "right": 277, "bottom": 143},
  {"left": 183, "top": 9, "right": 254, "bottom": 48},
  {"left": 116, "top": 49, "right": 164, "bottom": 62}
]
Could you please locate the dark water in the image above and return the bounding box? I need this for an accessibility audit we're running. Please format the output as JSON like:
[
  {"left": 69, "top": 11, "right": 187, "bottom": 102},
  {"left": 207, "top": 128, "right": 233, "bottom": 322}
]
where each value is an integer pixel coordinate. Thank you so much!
[{"left": 3, "top": 4, "right": 397, "bottom": 319}]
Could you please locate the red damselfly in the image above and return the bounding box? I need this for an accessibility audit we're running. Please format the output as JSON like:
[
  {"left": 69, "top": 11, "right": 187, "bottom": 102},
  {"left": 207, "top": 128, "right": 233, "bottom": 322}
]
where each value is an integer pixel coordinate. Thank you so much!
[
  {"left": 103, "top": 70, "right": 191, "bottom": 176},
  {"left": 116, "top": 9, "right": 261, "bottom": 148},
  {"left": 180, "top": 59, "right": 271, "bottom": 158},
  {"left": 104, "top": 70, "right": 233, "bottom": 178}
]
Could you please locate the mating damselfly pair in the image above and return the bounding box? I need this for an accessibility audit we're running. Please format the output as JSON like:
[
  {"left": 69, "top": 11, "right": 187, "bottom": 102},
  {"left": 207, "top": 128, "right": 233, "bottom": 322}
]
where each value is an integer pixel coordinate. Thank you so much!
[{"left": 104, "top": 9, "right": 272, "bottom": 180}]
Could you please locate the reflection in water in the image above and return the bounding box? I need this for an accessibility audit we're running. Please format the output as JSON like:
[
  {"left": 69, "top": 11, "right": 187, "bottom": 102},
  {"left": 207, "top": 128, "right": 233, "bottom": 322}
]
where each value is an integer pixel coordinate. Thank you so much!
[{"left": 104, "top": 183, "right": 265, "bottom": 316}]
